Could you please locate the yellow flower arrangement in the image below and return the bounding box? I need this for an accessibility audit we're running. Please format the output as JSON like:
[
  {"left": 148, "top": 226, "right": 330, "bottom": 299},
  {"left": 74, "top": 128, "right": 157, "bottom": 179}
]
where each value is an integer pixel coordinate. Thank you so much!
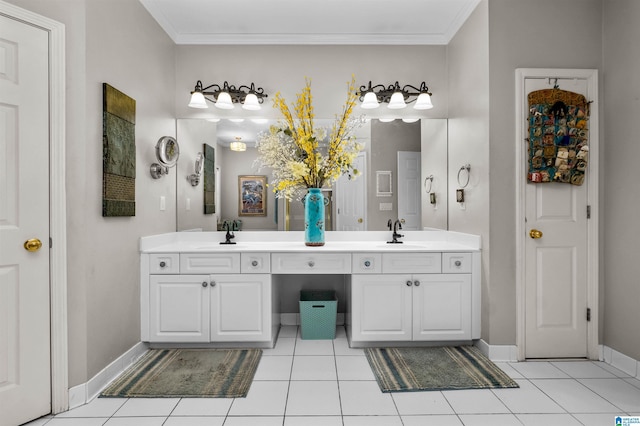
[{"left": 255, "top": 77, "right": 364, "bottom": 200}]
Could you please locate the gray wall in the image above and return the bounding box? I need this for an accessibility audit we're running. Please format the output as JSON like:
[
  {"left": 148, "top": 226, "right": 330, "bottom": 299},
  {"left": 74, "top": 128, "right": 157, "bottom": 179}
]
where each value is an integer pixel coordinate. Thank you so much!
[
  {"left": 7, "top": 0, "right": 177, "bottom": 386},
  {"left": 602, "top": 0, "right": 640, "bottom": 360},
  {"left": 9, "top": 0, "right": 640, "bottom": 392},
  {"left": 484, "top": 0, "right": 603, "bottom": 346}
]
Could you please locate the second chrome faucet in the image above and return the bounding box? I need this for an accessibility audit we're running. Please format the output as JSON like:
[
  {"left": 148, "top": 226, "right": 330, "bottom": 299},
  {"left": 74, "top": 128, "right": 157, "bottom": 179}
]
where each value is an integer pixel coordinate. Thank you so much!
[{"left": 387, "top": 219, "right": 404, "bottom": 244}]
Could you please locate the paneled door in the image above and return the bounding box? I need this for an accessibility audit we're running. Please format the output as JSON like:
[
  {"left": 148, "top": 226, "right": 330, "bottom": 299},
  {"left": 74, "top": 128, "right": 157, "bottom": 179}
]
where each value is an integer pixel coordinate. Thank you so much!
[
  {"left": 336, "top": 152, "right": 366, "bottom": 231},
  {"left": 521, "top": 73, "right": 595, "bottom": 359},
  {"left": 0, "top": 13, "right": 52, "bottom": 426},
  {"left": 397, "top": 151, "right": 421, "bottom": 230}
]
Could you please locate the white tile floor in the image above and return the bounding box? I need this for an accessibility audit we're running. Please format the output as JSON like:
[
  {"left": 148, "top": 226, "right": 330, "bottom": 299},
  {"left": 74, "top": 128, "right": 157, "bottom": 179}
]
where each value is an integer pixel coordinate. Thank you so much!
[{"left": 25, "top": 326, "right": 640, "bottom": 426}]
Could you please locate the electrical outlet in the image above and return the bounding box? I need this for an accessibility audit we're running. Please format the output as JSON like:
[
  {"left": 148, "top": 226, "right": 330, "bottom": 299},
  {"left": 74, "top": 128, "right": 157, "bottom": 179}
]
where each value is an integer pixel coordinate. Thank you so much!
[{"left": 160, "top": 196, "right": 166, "bottom": 211}]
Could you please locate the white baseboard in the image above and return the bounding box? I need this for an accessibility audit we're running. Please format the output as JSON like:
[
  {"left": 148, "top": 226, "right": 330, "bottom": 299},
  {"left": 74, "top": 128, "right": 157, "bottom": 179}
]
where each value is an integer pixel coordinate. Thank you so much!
[
  {"left": 68, "top": 341, "right": 148, "bottom": 409},
  {"left": 603, "top": 345, "right": 639, "bottom": 378},
  {"left": 475, "top": 340, "right": 519, "bottom": 362}
]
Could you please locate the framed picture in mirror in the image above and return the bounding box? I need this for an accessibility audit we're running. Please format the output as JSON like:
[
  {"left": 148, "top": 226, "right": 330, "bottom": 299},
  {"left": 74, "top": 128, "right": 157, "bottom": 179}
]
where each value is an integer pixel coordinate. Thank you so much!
[{"left": 238, "top": 175, "right": 267, "bottom": 216}]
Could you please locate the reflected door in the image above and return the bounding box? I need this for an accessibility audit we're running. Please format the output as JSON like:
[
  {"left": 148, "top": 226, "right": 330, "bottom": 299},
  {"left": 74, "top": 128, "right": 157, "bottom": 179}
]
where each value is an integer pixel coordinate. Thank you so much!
[
  {"left": 397, "top": 151, "right": 421, "bottom": 230},
  {"left": 336, "top": 152, "right": 366, "bottom": 231}
]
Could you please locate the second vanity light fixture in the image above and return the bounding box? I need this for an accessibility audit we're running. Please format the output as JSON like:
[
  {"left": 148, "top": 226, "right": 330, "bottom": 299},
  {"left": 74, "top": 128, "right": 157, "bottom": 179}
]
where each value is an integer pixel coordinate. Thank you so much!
[
  {"left": 188, "top": 80, "right": 268, "bottom": 110},
  {"left": 357, "top": 81, "right": 433, "bottom": 110}
]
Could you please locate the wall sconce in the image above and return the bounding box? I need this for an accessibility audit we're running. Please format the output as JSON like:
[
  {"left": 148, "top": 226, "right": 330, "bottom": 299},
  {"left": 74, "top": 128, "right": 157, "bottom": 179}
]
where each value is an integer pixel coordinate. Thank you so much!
[
  {"left": 187, "top": 152, "right": 204, "bottom": 186},
  {"left": 357, "top": 81, "right": 433, "bottom": 110},
  {"left": 456, "top": 164, "right": 471, "bottom": 203},
  {"left": 150, "top": 136, "right": 179, "bottom": 179},
  {"left": 188, "top": 80, "right": 268, "bottom": 110},
  {"left": 229, "top": 137, "right": 247, "bottom": 152}
]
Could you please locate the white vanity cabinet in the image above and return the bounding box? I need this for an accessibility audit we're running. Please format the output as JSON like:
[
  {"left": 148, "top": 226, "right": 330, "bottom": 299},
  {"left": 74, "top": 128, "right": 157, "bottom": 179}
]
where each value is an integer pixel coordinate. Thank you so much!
[
  {"left": 349, "top": 252, "right": 474, "bottom": 343},
  {"left": 143, "top": 252, "right": 275, "bottom": 344}
]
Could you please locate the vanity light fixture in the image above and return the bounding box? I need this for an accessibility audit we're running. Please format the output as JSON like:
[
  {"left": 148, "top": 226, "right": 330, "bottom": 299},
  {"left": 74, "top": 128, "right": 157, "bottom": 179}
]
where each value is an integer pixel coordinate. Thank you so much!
[
  {"left": 230, "top": 137, "right": 247, "bottom": 152},
  {"left": 357, "top": 81, "right": 433, "bottom": 110},
  {"left": 188, "top": 80, "right": 268, "bottom": 110}
]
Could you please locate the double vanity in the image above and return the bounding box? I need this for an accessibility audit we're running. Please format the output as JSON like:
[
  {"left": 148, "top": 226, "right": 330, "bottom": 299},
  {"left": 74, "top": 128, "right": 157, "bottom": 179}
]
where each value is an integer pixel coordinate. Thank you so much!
[{"left": 140, "top": 230, "right": 481, "bottom": 348}]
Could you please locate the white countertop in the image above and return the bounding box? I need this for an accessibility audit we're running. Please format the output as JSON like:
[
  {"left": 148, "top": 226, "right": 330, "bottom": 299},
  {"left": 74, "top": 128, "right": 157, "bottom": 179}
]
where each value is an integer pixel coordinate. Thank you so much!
[{"left": 140, "top": 231, "right": 481, "bottom": 253}]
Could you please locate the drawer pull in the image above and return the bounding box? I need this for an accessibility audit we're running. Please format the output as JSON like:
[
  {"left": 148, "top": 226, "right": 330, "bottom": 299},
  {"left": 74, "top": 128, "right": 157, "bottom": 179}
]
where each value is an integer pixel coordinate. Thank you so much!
[
  {"left": 454, "top": 260, "right": 462, "bottom": 267},
  {"left": 308, "top": 260, "right": 315, "bottom": 268},
  {"left": 251, "top": 260, "right": 259, "bottom": 267},
  {"left": 159, "top": 261, "right": 166, "bottom": 268},
  {"left": 414, "top": 280, "right": 420, "bottom": 287},
  {"left": 364, "top": 260, "right": 371, "bottom": 267},
  {"left": 201, "top": 281, "right": 208, "bottom": 288},
  {"left": 406, "top": 280, "right": 413, "bottom": 287},
  {"left": 210, "top": 281, "right": 216, "bottom": 287}
]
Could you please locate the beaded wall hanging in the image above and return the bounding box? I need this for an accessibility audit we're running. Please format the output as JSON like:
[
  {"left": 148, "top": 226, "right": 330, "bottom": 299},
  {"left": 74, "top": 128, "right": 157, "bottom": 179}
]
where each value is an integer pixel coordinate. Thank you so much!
[{"left": 527, "top": 88, "right": 590, "bottom": 185}]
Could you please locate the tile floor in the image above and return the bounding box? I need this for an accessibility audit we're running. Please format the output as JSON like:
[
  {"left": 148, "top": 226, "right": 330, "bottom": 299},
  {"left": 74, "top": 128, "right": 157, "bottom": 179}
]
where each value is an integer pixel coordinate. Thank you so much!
[{"left": 25, "top": 326, "right": 640, "bottom": 426}]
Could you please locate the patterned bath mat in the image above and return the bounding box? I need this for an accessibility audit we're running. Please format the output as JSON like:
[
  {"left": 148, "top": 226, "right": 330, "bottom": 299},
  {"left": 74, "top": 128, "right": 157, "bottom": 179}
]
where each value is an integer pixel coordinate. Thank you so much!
[
  {"left": 101, "top": 348, "right": 262, "bottom": 398},
  {"left": 365, "top": 346, "right": 519, "bottom": 392}
]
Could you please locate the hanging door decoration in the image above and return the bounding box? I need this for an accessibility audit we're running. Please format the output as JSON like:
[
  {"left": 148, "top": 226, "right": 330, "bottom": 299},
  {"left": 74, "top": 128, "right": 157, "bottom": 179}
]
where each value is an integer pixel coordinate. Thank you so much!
[{"left": 527, "top": 88, "right": 590, "bottom": 185}]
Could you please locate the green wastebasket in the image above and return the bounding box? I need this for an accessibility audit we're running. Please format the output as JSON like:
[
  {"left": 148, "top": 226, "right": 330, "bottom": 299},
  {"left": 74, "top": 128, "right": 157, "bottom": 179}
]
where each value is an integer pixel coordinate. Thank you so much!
[{"left": 299, "top": 290, "right": 337, "bottom": 340}]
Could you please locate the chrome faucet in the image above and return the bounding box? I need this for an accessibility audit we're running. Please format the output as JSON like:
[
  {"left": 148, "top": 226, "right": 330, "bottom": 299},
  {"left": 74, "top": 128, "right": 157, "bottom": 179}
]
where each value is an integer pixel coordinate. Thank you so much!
[
  {"left": 220, "top": 220, "right": 237, "bottom": 245},
  {"left": 388, "top": 219, "right": 404, "bottom": 244}
]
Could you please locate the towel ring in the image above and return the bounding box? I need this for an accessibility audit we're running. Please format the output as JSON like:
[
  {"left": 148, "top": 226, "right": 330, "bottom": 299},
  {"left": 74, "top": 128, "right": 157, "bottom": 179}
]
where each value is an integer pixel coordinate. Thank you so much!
[
  {"left": 424, "top": 175, "right": 434, "bottom": 193},
  {"left": 457, "top": 164, "right": 471, "bottom": 188}
]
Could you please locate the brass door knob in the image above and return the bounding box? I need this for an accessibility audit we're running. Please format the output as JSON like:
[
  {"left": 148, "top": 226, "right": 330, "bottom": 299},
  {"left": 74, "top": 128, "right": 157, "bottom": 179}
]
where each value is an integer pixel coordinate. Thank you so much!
[
  {"left": 24, "top": 238, "right": 43, "bottom": 252},
  {"left": 358, "top": 218, "right": 363, "bottom": 223},
  {"left": 529, "top": 229, "right": 543, "bottom": 239}
]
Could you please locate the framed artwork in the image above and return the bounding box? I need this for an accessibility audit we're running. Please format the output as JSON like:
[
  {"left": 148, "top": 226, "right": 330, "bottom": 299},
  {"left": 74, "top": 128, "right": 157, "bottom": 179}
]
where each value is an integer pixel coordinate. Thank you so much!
[{"left": 238, "top": 175, "right": 267, "bottom": 216}]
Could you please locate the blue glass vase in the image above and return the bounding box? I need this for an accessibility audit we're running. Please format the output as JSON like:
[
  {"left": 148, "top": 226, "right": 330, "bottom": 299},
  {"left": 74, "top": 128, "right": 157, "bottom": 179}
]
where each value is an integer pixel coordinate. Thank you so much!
[{"left": 304, "top": 188, "right": 325, "bottom": 246}]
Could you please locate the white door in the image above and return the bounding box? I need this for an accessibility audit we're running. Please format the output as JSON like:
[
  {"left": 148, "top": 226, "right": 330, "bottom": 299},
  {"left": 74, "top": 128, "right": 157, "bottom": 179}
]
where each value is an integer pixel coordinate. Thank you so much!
[
  {"left": 413, "top": 274, "right": 471, "bottom": 341},
  {"left": 210, "top": 274, "right": 271, "bottom": 342},
  {"left": 397, "top": 151, "right": 421, "bottom": 230},
  {"left": 524, "top": 77, "right": 590, "bottom": 358},
  {"left": 149, "top": 275, "right": 210, "bottom": 342},
  {"left": 351, "top": 274, "right": 412, "bottom": 341},
  {"left": 0, "top": 14, "right": 52, "bottom": 425},
  {"left": 336, "top": 152, "right": 366, "bottom": 231}
]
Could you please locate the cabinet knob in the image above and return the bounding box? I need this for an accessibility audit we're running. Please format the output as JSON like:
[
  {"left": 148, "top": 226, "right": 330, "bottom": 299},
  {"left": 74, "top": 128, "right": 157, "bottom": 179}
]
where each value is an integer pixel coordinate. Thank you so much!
[
  {"left": 201, "top": 281, "right": 208, "bottom": 287},
  {"left": 414, "top": 280, "right": 420, "bottom": 287},
  {"left": 454, "top": 260, "right": 462, "bottom": 267},
  {"left": 210, "top": 281, "right": 216, "bottom": 287},
  {"left": 364, "top": 260, "right": 371, "bottom": 267},
  {"left": 308, "top": 260, "right": 315, "bottom": 268},
  {"left": 159, "top": 261, "right": 166, "bottom": 268},
  {"left": 406, "top": 280, "right": 413, "bottom": 287},
  {"left": 251, "top": 260, "right": 259, "bottom": 267}
]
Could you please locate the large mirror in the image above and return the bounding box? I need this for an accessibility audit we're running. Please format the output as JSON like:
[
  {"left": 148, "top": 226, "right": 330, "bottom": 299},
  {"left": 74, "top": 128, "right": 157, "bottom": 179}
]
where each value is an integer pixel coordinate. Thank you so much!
[{"left": 175, "top": 118, "right": 448, "bottom": 232}]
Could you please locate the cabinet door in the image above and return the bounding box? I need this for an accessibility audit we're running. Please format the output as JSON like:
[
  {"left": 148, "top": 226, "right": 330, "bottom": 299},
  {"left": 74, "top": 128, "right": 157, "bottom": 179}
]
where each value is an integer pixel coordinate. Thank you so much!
[
  {"left": 351, "top": 274, "right": 412, "bottom": 342},
  {"left": 210, "top": 274, "right": 271, "bottom": 342},
  {"left": 412, "top": 274, "right": 472, "bottom": 341},
  {"left": 149, "top": 275, "right": 210, "bottom": 342}
]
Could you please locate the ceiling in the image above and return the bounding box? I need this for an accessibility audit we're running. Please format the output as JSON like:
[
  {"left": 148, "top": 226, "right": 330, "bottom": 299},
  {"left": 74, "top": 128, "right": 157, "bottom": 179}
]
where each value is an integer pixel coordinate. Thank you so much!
[{"left": 139, "top": 0, "right": 481, "bottom": 45}]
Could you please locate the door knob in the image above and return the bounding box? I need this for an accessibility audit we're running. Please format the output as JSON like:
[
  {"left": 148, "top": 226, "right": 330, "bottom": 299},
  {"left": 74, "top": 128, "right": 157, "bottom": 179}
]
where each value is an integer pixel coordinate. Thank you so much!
[
  {"left": 24, "top": 238, "right": 43, "bottom": 252},
  {"left": 358, "top": 218, "right": 363, "bottom": 223},
  {"left": 529, "top": 229, "right": 543, "bottom": 239}
]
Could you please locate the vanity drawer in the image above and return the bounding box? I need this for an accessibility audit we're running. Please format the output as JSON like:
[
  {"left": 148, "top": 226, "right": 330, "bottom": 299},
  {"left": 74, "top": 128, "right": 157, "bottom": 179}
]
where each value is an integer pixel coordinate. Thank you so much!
[
  {"left": 352, "top": 253, "right": 382, "bottom": 274},
  {"left": 241, "top": 252, "right": 271, "bottom": 273},
  {"left": 382, "top": 252, "right": 442, "bottom": 273},
  {"left": 442, "top": 253, "right": 472, "bottom": 273},
  {"left": 149, "top": 253, "right": 179, "bottom": 274},
  {"left": 180, "top": 253, "right": 240, "bottom": 274},
  {"left": 271, "top": 253, "right": 351, "bottom": 274}
]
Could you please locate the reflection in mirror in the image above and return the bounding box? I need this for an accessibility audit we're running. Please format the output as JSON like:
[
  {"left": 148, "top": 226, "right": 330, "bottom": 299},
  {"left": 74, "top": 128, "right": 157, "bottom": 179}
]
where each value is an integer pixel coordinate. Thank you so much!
[{"left": 176, "top": 118, "right": 448, "bottom": 232}]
